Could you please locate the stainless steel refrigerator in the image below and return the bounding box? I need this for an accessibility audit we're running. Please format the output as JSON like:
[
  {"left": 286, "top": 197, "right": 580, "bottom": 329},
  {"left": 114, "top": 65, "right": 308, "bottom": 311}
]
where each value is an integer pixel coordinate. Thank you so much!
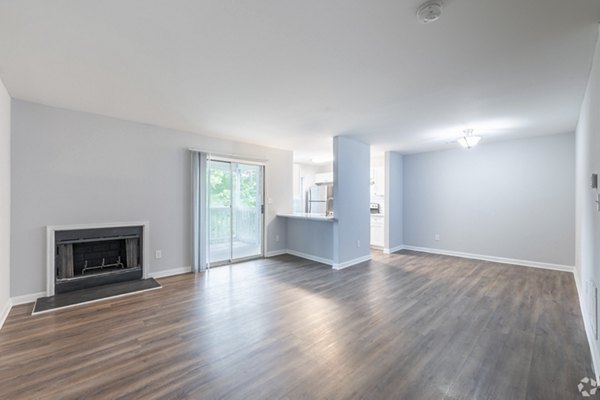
[{"left": 306, "top": 184, "right": 333, "bottom": 215}]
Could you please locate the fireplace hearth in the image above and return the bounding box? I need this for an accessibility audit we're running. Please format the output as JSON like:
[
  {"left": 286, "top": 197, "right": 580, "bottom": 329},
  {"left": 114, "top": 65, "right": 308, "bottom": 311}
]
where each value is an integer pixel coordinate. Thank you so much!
[{"left": 52, "top": 224, "right": 146, "bottom": 294}]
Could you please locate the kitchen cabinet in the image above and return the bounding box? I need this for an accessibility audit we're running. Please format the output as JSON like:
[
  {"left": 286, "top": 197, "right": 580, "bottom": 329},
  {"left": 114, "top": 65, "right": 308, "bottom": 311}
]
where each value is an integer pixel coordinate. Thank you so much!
[
  {"left": 371, "top": 167, "right": 385, "bottom": 196},
  {"left": 315, "top": 172, "right": 333, "bottom": 184},
  {"left": 370, "top": 214, "right": 384, "bottom": 247}
]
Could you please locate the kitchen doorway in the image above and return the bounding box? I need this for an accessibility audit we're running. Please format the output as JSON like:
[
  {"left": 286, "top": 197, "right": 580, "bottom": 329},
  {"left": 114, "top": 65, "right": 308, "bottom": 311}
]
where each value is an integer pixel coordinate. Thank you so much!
[{"left": 207, "top": 159, "right": 264, "bottom": 267}]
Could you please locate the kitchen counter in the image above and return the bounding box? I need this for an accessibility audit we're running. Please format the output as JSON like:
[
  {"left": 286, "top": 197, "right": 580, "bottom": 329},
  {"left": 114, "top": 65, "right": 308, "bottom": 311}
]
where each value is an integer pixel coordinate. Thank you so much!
[
  {"left": 277, "top": 212, "right": 336, "bottom": 222},
  {"left": 282, "top": 213, "right": 335, "bottom": 264}
]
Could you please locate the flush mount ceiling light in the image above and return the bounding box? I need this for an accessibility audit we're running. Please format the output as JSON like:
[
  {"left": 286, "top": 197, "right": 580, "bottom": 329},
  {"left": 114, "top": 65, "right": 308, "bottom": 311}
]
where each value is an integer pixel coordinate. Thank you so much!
[
  {"left": 457, "top": 129, "right": 481, "bottom": 149},
  {"left": 417, "top": 1, "right": 443, "bottom": 24}
]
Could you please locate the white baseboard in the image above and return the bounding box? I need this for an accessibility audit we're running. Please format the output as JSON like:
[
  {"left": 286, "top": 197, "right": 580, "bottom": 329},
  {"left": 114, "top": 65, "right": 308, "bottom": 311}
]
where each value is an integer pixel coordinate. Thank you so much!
[
  {"left": 0, "top": 298, "right": 12, "bottom": 331},
  {"left": 11, "top": 291, "right": 46, "bottom": 306},
  {"left": 265, "top": 249, "right": 288, "bottom": 257},
  {"left": 148, "top": 266, "right": 192, "bottom": 279},
  {"left": 383, "top": 245, "right": 405, "bottom": 254},
  {"left": 285, "top": 249, "right": 333, "bottom": 266},
  {"left": 402, "top": 245, "right": 574, "bottom": 273},
  {"left": 574, "top": 268, "right": 600, "bottom": 382},
  {"left": 274, "top": 250, "right": 372, "bottom": 270},
  {"left": 333, "top": 254, "right": 372, "bottom": 270}
]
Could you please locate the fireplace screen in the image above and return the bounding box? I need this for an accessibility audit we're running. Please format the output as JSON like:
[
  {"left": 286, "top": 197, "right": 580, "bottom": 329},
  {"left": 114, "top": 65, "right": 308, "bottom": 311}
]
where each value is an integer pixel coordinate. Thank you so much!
[
  {"left": 54, "top": 226, "right": 143, "bottom": 293},
  {"left": 57, "top": 238, "right": 140, "bottom": 279}
]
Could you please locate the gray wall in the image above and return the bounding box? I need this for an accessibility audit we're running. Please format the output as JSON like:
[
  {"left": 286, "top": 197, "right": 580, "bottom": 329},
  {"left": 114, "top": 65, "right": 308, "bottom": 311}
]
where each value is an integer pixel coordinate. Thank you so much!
[
  {"left": 0, "top": 78, "right": 10, "bottom": 316},
  {"left": 403, "top": 132, "right": 575, "bottom": 266},
  {"left": 384, "top": 151, "right": 403, "bottom": 251},
  {"left": 575, "top": 27, "right": 600, "bottom": 375},
  {"left": 11, "top": 100, "right": 292, "bottom": 297},
  {"left": 286, "top": 219, "right": 334, "bottom": 262},
  {"left": 333, "top": 136, "right": 371, "bottom": 265}
]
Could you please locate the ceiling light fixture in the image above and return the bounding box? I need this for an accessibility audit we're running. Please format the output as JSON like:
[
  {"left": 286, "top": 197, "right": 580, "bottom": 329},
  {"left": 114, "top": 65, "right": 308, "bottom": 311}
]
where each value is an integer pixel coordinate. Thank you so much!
[
  {"left": 457, "top": 129, "right": 481, "bottom": 149},
  {"left": 417, "top": 1, "right": 443, "bottom": 24}
]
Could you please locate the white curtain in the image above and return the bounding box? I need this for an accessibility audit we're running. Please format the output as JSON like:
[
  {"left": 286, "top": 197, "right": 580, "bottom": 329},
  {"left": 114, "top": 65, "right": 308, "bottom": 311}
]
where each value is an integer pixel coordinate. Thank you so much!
[{"left": 192, "top": 151, "right": 208, "bottom": 272}]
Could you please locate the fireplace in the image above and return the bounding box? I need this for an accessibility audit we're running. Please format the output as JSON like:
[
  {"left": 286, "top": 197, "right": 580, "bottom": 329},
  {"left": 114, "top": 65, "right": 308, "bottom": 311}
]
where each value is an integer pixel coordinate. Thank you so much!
[{"left": 47, "top": 222, "right": 149, "bottom": 296}]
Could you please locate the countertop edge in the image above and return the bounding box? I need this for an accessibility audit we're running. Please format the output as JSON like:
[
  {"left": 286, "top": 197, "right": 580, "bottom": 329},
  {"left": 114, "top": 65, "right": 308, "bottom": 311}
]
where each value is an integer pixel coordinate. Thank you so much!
[{"left": 277, "top": 213, "right": 337, "bottom": 222}]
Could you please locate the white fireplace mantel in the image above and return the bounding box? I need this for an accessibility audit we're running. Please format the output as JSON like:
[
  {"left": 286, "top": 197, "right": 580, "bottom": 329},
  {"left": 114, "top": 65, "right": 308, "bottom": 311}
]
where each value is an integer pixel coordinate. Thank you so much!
[{"left": 46, "top": 221, "right": 150, "bottom": 297}]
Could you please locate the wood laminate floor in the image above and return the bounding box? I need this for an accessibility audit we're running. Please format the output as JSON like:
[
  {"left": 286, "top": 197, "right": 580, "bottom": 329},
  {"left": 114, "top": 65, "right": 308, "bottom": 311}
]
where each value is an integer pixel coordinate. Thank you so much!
[{"left": 0, "top": 250, "right": 593, "bottom": 399}]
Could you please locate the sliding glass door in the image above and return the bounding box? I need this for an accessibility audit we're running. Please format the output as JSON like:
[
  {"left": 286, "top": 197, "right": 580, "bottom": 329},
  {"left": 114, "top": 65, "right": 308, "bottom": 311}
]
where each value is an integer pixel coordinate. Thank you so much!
[
  {"left": 208, "top": 160, "right": 232, "bottom": 265},
  {"left": 208, "top": 160, "right": 264, "bottom": 266},
  {"left": 231, "top": 163, "right": 263, "bottom": 260}
]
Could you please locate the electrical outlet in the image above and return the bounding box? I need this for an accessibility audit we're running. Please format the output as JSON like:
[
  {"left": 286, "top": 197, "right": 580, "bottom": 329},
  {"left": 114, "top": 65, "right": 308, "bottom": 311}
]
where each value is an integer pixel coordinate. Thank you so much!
[
  {"left": 435, "top": 234, "right": 440, "bottom": 241},
  {"left": 155, "top": 250, "right": 162, "bottom": 259},
  {"left": 357, "top": 240, "right": 361, "bottom": 248},
  {"left": 275, "top": 234, "right": 280, "bottom": 242}
]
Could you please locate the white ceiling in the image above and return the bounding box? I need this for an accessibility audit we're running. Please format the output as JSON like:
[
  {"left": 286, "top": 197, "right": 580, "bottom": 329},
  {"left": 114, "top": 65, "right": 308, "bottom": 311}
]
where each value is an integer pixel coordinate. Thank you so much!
[{"left": 0, "top": 0, "right": 599, "bottom": 155}]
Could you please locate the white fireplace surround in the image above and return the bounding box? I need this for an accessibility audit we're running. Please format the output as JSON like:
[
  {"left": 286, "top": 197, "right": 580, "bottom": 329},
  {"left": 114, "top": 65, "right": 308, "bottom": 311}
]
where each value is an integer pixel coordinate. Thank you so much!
[{"left": 46, "top": 221, "right": 150, "bottom": 296}]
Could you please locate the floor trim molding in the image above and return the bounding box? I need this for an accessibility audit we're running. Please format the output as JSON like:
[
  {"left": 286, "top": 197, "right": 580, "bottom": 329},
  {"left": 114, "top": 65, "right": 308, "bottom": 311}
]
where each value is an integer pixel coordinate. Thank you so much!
[
  {"left": 402, "top": 245, "right": 574, "bottom": 273},
  {"left": 11, "top": 291, "right": 46, "bottom": 306},
  {"left": 0, "top": 298, "right": 12, "bottom": 331},
  {"left": 333, "top": 254, "right": 372, "bottom": 270},
  {"left": 574, "top": 268, "right": 600, "bottom": 382},
  {"left": 265, "top": 249, "right": 288, "bottom": 257},
  {"left": 271, "top": 250, "right": 372, "bottom": 270},
  {"left": 383, "top": 245, "right": 405, "bottom": 254},
  {"left": 148, "top": 266, "right": 192, "bottom": 279},
  {"left": 285, "top": 250, "right": 333, "bottom": 266}
]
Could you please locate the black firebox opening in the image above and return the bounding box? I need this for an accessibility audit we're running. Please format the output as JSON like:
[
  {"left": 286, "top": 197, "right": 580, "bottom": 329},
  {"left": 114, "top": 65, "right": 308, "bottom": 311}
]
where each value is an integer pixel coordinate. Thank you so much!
[{"left": 54, "top": 226, "right": 143, "bottom": 294}]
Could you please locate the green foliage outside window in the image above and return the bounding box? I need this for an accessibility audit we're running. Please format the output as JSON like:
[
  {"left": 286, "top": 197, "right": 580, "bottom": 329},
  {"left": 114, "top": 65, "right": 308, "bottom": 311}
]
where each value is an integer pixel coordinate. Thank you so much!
[
  {"left": 209, "top": 165, "right": 259, "bottom": 208},
  {"left": 209, "top": 168, "right": 231, "bottom": 206},
  {"left": 238, "top": 169, "right": 258, "bottom": 207}
]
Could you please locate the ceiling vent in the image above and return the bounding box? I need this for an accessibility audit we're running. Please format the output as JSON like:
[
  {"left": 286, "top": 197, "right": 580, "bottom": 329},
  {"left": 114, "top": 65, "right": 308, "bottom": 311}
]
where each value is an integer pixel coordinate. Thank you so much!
[{"left": 417, "top": 1, "right": 443, "bottom": 24}]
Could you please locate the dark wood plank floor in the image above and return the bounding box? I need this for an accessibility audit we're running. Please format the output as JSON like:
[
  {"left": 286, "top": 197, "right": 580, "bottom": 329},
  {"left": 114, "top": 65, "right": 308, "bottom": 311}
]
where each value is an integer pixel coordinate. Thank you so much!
[{"left": 0, "top": 250, "right": 593, "bottom": 399}]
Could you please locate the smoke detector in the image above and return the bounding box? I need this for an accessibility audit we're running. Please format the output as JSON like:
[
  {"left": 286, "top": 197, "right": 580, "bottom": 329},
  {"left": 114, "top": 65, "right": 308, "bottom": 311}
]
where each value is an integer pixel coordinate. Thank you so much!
[
  {"left": 417, "top": 1, "right": 443, "bottom": 24},
  {"left": 457, "top": 129, "right": 482, "bottom": 149}
]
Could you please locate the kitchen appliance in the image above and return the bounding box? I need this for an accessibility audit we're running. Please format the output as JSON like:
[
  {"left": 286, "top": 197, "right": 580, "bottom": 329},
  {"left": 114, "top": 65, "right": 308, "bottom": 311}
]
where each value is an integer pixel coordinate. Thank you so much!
[
  {"left": 370, "top": 203, "right": 381, "bottom": 214},
  {"left": 307, "top": 184, "right": 333, "bottom": 215}
]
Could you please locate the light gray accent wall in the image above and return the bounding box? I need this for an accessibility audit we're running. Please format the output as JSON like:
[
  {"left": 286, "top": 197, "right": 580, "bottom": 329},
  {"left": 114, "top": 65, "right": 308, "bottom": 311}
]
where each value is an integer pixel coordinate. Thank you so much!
[
  {"left": 403, "top": 133, "right": 575, "bottom": 266},
  {"left": 333, "top": 136, "right": 370, "bottom": 264},
  {"left": 575, "top": 27, "right": 600, "bottom": 374},
  {"left": 384, "top": 151, "right": 403, "bottom": 250},
  {"left": 0, "top": 78, "right": 10, "bottom": 314},
  {"left": 10, "top": 100, "right": 292, "bottom": 297},
  {"left": 286, "top": 220, "right": 334, "bottom": 261}
]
